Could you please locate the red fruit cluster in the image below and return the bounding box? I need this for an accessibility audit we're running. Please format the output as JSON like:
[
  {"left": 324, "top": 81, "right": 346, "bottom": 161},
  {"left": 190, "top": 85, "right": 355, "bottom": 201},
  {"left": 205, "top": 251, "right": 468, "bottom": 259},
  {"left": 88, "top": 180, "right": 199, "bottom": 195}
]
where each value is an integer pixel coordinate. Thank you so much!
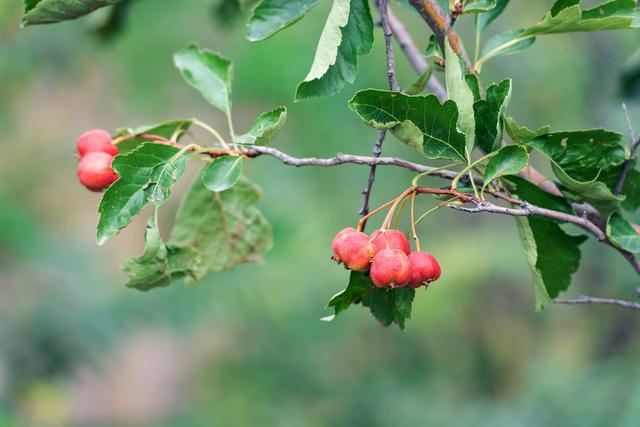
[
  {"left": 332, "top": 228, "right": 441, "bottom": 288},
  {"left": 76, "top": 129, "right": 120, "bottom": 192}
]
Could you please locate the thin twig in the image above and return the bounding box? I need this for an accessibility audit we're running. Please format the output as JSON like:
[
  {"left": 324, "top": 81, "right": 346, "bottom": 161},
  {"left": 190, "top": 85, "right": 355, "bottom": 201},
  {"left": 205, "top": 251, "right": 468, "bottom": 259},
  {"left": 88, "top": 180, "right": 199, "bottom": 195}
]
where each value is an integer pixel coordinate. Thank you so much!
[
  {"left": 554, "top": 295, "right": 640, "bottom": 311},
  {"left": 387, "top": 8, "right": 447, "bottom": 101},
  {"left": 359, "top": 129, "right": 387, "bottom": 220},
  {"left": 360, "top": 0, "right": 400, "bottom": 225},
  {"left": 614, "top": 103, "right": 639, "bottom": 194}
]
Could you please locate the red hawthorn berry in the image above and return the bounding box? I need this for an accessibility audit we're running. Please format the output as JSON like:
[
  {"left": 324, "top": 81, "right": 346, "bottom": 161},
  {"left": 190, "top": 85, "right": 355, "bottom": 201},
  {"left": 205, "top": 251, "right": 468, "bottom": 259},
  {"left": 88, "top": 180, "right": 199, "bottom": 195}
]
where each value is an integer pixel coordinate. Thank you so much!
[
  {"left": 372, "top": 229, "right": 411, "bottom": 255},
  {"left": 339, "top": 231, "right": 376, "bottom": 272},
  {"left": 77, "top": 152, "right": 119, "bottom": 192},
  {"left": 407, "top": 251, "right": 441, "bottom": 288},
  {"left": 370, "top": 248, "right": 411, "bottom": 288},
  {"left": 331, "top": 227, "right": 357, "bottom": 261},
  {"left": 76, "top": 129, "right": 118, "bottom": 158}
]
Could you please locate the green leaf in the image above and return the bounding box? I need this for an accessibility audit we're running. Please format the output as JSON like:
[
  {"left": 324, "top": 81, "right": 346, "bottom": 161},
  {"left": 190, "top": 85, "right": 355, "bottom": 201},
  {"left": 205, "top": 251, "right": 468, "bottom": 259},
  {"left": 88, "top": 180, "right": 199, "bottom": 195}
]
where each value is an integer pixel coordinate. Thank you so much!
[
  {"left": 463, "top": 0, "right": 496, "bottom": 14},
  {"left": 599, "top": 164, "right": 640, "bottom": 212},
  {"left": 607, "top": 212, "right": 640, "bottom": 253},
  {"left": 233, "top": 106, "right": 287, "bottom": 145},
  {"left": 325, "top": 271, "right": 415, "bottom": 330},
  {"left": 506, "top": 176, "right": 574, "bottom": 215},
  {"left": 325, "top": 270, "right": 372, "bottom": 317},
  {"left": 515, "top": 216, "right": 587, "bottom": 311},
  {"left": 424, "top": 35, "right": 440, "bottom": 59},
  {"left": 504, "top": 116, "right": 550, "bottom": 143},
  {"left": 115, "top": 119, "right": 192, "bottom": 153},
  {"left": 466, "top": 74, "right": 482, "bottom": 101},
  {"left": 122, "top": 215, "right": 199, "bottom": 291},
  {"left": 247, "top": 0, "right": 323, "bottom": 41},
  {"left": 474, "top": 79, "right": 512, "bottom": 152},
  {"left": 296, "top": 0, "right": 373, "bottom": 100},
  {"left": 174, "top": 43, "right": 233, "bottom": 117},
  {"left": 526, "top": 129, "right": 628, "bottom": 214},
  {"left": 170, "top": 177, "right": 273, "bottom": 279},
  {"left": 445, "top": 39, "right": 475, "bottom": 153},
  {"left": 405, "top": 65, "right": 433, "bottom": 96},
  {"left": 96, "top": 143, "right": 188, "bottom": 246},
  {"left": 22, "top": 0, "right": 122, "bottom": 26},
  {"left": 479, "top": 0, "right": 510, "bottom": 31},
  {"left": 201, "top": 156, "right": 243, "bottom": 192},
  {"left": 349, "top": 89, "right": 467, "bottom": 162},
  {"left": 508, "top": 176, "right": 586, "bottom": 310},
  {"left": 483, "top": 145, "right": 528, "bottom": 188},
  {"left": 478, "top": 0, "right": 639, "bottom": 69}
]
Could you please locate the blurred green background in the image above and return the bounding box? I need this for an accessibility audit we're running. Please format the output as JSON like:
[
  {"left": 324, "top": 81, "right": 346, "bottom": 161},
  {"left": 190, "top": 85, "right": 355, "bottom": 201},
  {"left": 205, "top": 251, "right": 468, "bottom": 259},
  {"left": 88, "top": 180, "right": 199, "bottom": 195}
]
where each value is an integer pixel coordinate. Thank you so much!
[{"left": 1, "top": 1, "right": 640, "bottom": 426}]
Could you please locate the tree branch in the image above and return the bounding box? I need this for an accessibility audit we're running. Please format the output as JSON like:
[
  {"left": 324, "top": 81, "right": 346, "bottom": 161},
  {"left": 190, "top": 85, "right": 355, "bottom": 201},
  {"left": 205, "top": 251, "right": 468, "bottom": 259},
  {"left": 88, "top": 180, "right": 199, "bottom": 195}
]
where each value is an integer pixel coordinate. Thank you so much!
[
  {"left": 554, "top": 295, "right": 640, "bottom": 311},
  {"left": 407, "top": 0, "right": 470, "bottom": 65}
]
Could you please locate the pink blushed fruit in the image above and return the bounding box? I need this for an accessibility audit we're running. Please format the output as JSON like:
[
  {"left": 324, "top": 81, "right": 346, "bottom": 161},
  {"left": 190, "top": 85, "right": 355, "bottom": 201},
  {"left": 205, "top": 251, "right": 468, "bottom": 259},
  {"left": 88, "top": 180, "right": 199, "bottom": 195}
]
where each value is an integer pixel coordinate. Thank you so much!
[
  {"left": 407, "top": 251, "right": 441, "bottom": 288},
  {"left": 370, "top": 248, "right": 411, "bottom": 288},
  {"left": 77, "top": 152, "right": 119, "bottom": 192},
  {"left": 76, "top": 129, "right": 118, "bottom": 158},
  {"left": 331, "top": 227, "right": 357, "bottom": 261},
  {"left": 339, "top": 231, "right": 375, "bottom": 272},
  {"left": 372, "top": 229, "right": 411, "bottom": 255}
]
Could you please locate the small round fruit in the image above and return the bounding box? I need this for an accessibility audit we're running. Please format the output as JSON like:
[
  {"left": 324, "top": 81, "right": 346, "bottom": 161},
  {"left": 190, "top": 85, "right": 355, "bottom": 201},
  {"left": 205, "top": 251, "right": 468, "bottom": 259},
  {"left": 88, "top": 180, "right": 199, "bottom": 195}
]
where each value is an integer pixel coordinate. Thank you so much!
[
  {"left": 76, "top": 129, "right": 118, "bottom": 158},
  {"left": 331, "top": 227, "right": 357, "bottom": 261},
  {"left": 340, "top": 232, "right": 376, "bottom": 271},
  {"left": 370, "top": 248, "right": 411, "bottom": 288},
  {"left": 372, "top": 229, "right": 411, "bottom": 255},
  {"left": 408, "top": 251, "right": 441, "bottom": 288},
  {"left": 77, "top": 152, "right": 119, "bottom": 192}
]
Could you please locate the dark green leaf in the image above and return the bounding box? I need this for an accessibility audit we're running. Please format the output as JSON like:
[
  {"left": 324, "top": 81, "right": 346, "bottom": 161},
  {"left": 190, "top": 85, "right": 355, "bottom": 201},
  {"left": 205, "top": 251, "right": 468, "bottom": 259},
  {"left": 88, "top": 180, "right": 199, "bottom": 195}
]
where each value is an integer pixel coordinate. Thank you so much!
[
  {"left": 201, "top": 156, "right": 243, "bottom": 192},
  {"left": 115, "top": 119, "right": 193, "bottom": 153},
  {"left": 527, "top": 129, "right": 628, "bottom": 214},
  {"left": 97, "top": 143, "right": 188, "bottom": 245},
  {"left": 483, "top": 144, "right": 528, "bottom": 187},
  {"left": 325, "top": 270, "right": 372, "bottom": 317},
  {"left": 247, "top": 0, "right": 323, "bottom": 41},
  {"left": 174, "top": 43, "right": 233, "bottom": 117},
  {"left": 295, "top": 0, "right": 373, "bottom": 100},
  {"left": 349, "top": 89, "right": 467, "bottom": 162},
  {"left": 478, "top": 0, "right": 639, "bottom": 69},
  {"left": 504, "top": 116, "right": 550, "bottom": 143},
  {"left": 508, "top": 175, "right": 587, "bottom": 310},
  {"left": 170, "top": 177, "right": 273, "bottom": 279},
  {"left": 506, "top": 176, "right": 574, "bottom": 215},
  {"left": 234, "top": 106, "right": 287, "bottom": 145},
  {"left": 466, "top": 74, "right": 481, "bottom": 101},
  {"left": 445, "top": 39, "right": 475, "bottom": 153},
  {"left": 607, "top": 212, "right": 640, "bottom": 253},
  {"left": 325, "top": 271, "right": 415, "bottom": 330},
  {"left": 22, "top": 0, "right": 122, "bottom": 26},
  {"left": 599, "top": 165, "right": 640, "bottom": 212},
  {"left": 620, "top": 46, "right": 640, "bottom": 98},
  {"left": 474, "top": 79, "right": 512, "bottom": 152},
  {"left": 122, "top": 215, "right": 199, "bottom": 291},
  {"left": 515, "top": 216, "right": 587, "bottom": 310}
]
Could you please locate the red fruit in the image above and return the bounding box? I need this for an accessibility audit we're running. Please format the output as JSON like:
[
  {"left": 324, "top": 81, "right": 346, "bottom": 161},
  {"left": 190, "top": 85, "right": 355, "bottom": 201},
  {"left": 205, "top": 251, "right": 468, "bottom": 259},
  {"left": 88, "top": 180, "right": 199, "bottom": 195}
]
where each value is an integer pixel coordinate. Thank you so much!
[
  {"left": 77, "top": 152, "right": 119, "bottom": 192},
  {"left": 331, "top": 227, "right": 357, "bottom": 261},
  {"left": 339, "top": 231, "right": 375, "bottom": 272},
  {"left": 76, "top": 129, "right": 118, "bottom": 158},
  {"left": 408, "top": 251, "right": 441, "bottom": 288},
  {"left": 370, "top": 249, "right": 411, "bottom": 288},
  {"left": 372, "top": 229, "right": 411, "bottom": 255}
]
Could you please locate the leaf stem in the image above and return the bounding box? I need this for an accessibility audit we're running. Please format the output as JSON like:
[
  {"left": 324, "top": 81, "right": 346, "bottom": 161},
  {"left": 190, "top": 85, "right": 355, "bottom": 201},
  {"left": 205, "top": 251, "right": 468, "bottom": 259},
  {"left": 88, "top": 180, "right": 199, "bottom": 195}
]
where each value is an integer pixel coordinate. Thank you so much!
[
  {"left": 411, "top": 162, "right": 461, "bottom": 187},
  {"left": 451, "top": 151, "right": 494, "bottom": 191},
  {"left": 410, "top": 191, "right": 421, "bottom": 251},
  {"left": 193, "top": 118, "right": 229, "bottom": 149}
]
